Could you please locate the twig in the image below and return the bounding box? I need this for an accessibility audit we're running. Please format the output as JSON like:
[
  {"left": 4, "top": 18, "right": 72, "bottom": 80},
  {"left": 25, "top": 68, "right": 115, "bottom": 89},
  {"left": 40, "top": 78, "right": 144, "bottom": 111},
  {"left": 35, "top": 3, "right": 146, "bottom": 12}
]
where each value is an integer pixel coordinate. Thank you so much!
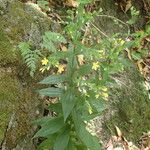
[
  {"left": 90, "top": 22, "right": 109, "bottom": 38},
  {"left": 96, "top": 14, "right": 130, "bottom": 35}
]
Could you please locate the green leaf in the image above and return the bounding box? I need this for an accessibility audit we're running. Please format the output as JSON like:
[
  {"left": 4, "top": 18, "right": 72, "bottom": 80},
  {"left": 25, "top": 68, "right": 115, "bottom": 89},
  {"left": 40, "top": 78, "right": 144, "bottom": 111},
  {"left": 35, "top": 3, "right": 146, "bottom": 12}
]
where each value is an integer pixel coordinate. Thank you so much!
[
  {"left": 146, "top": 25, "right": 150, "bottom": 33},
  {"left": 72, "top": 111, "right": 102, "bottom": 150},
  {"left": 37, "top": 0, "right": 49, "bottom": 11},
  {"left": 77, "top": 64, "right": 91, "bottom": 76},
  {"left": 37, "top": 134, "right": 57, "bottom": 150},
  {"left": 42, "top": 36, "right": 57, "bottom": 52},
  {"left": 18, "top": 42, "right": 30, "bottom": 53},
  {"left": 32, "top": 116, "right": 54, "bottom": 126},
  {"left": 131, "top": 51, "right": 141, "bottom": 60},
  {"left": 90, "top": 99, "right": 106, "bottom": 113},
  {"left": 39, "top": 74, "right": 67, "bottom": 84},
  {"left": 61, "top": 90, "right": 76, "bottom": 121},
  {"left": 54, "top": 128, "right": 70, "bottom": 150},
  {"left": 77, "top": 0, "right": 92, "bottom": 5},
  {"left": 65, "top": 139, "right": 77, "bottom": 150},
  {"left": 33, "top": 116, "right": 64, "bottom": 138},
  {"left": 48, "top": 103, "right": 62, "bottom": 114},
  {"left": 45, "top": 32, "right": 67, "bottom": 43},
  {"left": 38, "top": 87, "right": 63, "bottom": 97}
]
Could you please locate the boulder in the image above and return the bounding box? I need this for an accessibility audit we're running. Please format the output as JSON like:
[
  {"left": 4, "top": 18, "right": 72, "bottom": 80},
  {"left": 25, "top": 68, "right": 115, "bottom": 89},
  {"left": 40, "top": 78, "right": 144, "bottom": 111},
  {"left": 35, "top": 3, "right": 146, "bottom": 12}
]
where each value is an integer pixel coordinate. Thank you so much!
[{"left": 0, "top": 0, "right": 50, "bottom": 149}]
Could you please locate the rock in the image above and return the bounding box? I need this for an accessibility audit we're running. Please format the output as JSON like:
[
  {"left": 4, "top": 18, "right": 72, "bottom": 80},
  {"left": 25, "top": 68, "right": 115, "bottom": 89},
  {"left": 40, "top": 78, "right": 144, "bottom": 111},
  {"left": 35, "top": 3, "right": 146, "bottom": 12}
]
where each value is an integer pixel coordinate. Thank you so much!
[
  {"left": 0, "top": 0, "right": 50, "bottom": 149},
  {"left": 90, "top": 0, "right": 150, "bottom": 144}
]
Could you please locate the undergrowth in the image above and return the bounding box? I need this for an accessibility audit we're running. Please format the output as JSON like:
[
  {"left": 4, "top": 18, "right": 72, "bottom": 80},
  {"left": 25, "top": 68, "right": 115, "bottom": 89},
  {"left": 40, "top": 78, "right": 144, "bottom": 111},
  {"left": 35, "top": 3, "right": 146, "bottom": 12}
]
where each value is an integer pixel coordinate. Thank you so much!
[{"left": 18, "top": 0, "right": 150, "bottom": 149}]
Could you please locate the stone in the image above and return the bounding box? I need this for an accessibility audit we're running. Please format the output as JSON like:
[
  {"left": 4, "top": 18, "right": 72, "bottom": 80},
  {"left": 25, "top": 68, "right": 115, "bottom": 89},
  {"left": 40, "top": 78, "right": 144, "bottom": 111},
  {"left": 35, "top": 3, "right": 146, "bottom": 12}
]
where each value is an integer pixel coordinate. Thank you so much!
[{"left": 0, "top": 0, "right": 50, "bottom": 149}]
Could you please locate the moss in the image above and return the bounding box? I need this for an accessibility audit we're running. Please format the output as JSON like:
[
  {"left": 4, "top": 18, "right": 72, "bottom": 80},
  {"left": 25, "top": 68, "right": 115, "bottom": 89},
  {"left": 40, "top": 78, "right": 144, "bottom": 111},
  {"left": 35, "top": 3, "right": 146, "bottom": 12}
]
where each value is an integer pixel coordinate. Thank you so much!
[
  {"left": 3, "top": 1, "right": 50, "bottom": 43},
  {"left": 0, "top": 71, "right": 40, "bottom": 147},
  {"left": 0, "top": 31, "right": 18, "bottom": 65},
  {"left": 0, "top": 72, "right": 21, "bottom": 142},
  {"left": 0, "top": 0, "right": 50, "bottom": 65},
  {"left": 0, "top": 0, "right": 49, "bottom": 147},
  {"left": 105, "top": 68, "right": 150, "bottom": 143},
  {"left": 4, "top": 88, "right": 41, "bottom": 149}
]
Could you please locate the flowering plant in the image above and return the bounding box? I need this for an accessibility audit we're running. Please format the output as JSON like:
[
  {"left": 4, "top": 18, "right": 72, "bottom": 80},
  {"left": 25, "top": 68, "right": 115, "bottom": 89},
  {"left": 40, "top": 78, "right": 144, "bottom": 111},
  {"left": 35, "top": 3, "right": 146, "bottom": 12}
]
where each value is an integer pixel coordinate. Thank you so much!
[{"left": 32, "top": 1, "right": 129, "bottom": 149}]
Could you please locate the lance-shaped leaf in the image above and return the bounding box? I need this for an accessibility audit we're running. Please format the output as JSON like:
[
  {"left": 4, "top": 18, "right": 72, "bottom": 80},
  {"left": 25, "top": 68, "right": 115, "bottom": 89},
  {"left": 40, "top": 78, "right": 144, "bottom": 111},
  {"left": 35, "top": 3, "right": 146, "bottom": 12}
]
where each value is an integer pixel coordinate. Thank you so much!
[
  {"left": 54, "top": 128, "right": 70, "bottom": 150},
  {"left": 33, "top": 116, "right": 64, "bottom": 138},
  {"left": 65, "top": 139, "right": 76, "bottom": 150},
  {"left": 72, "top": 111, "right": 102, "bottom": 150},
  {"left": 39, "top": 74, "right": 67, "bottom": 84},
  {"left": 61, "top": 90, "right": 76, "bottom": 121},
  {"left": 37, "top": 134, "right": 57, "bottom": 150},
  {"left": 32, "top": 116, "right": 55, "bottom": 126},
  {"left": 38, "top": 87, "right": 63, "bottom": 97},
  {"left": 48, "top": 103, "right": 62, "bottom": 114}
]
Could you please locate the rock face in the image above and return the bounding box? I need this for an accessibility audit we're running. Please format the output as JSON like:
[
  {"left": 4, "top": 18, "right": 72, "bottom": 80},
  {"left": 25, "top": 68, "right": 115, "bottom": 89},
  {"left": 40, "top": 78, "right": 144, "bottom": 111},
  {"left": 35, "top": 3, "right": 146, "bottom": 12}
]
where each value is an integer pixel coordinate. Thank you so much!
[
  {"left": 0, "top": 0, "right": 50, "bottom": 149},
  {"left": 104, "top": 68, "right": 150, "bottom": 142}
]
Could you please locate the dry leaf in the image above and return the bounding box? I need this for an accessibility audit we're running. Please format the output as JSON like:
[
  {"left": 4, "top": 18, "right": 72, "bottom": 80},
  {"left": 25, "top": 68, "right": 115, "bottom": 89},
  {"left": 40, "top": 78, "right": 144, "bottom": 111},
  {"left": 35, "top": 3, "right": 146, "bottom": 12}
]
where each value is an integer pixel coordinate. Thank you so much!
[
  {"left": 137, "top": 59, "right": 144, "bottom": 73},
  {"left": 124, "top": 0, "right": 132, "bottom": 13},
  {"left": 138, "top": 132, "right": 150, "bottom": 149},
  {"left": 65, "top": 0, "right": 79, "bottom": 7},
  {"left": 119, "top": 0, "right": 132, "bottom": 13},
  {"left": 125, "top": 48, "right": 132, "bottom": 60},
  {"left": 60, "top": 45, "right": 68, "bottom": 51},
  {"left": 77, "top": 54, "right": 85, "bottom": 65},
  {"left": 115, "top": 126, "right": 123, "bottom": 138}
]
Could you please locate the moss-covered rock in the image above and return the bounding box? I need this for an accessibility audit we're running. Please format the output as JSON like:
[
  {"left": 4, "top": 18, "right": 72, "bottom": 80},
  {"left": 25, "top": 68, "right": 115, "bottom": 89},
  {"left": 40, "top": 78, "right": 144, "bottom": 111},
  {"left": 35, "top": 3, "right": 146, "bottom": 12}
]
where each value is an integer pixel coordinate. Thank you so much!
[
  {"left": 0, "top": 32, "right": 18, "bottom": 65},
  {"left": 0, "top": 0, "right": 50, "bottom": 149},
  {"left": 0, "top": 69, "right": 21, "bottom": 142},
  {"left": 3, "top": 88, "right": 41, "bottom": 150},
  {"left": 104, "top": 67, "right": 150, "bottom": 142}
]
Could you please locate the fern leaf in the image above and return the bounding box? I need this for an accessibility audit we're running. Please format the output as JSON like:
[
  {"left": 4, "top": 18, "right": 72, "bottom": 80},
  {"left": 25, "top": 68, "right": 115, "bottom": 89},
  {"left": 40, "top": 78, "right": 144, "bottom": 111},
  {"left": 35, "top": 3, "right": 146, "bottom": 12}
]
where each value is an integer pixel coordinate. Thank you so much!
[{"left": 18, "top": 42, "right": 41, "bottom": 77}]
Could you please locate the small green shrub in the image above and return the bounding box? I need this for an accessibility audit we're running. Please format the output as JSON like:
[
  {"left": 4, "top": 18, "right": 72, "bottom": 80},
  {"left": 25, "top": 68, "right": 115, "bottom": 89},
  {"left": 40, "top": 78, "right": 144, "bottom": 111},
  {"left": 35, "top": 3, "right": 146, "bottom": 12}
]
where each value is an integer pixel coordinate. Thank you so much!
[{"left": 32, "top": 1, "right": 129, "bottom": 150}]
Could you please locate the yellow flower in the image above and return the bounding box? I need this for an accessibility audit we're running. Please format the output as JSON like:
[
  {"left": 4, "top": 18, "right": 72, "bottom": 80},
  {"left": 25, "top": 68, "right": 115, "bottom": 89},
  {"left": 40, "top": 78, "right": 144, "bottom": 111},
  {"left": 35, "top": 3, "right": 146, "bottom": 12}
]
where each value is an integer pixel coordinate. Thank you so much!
[
  {"left": 41, "top": 58, "right": 49, "bottom": 65},
  {"left": 102, "top": 87, "right": 108, "bottom": 92},
  {"left": 101, "top": 92, "right": 109, "bottom": 100},
  {"left": 118, "top": 38, "right": 125, "bottom": 45},
  {"left": 98, "top": 50, "right": 105, "bottom": 55},
  {"left": 98, "top": 50, "right": 106, "bottom": 58},
  {"left": 88, "top": 108, "right": 93, "bottom": 114},
  {"left": 86, "top": 101, "right": 93, "bottom": 114},
  {"left": 92, "top": 61, "right": 99, "bottom": 71},
  {"left": 57, "top": 64, "right": 66, "bottom": 74}
]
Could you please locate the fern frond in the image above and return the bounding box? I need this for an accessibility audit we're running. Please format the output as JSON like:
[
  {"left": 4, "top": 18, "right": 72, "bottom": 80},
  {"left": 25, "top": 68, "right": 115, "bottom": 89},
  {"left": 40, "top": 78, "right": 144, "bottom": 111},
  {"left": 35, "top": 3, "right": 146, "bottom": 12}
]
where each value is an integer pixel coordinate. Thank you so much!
[{"left": 18, "top": 42, "right": 42, "bottom": 77}]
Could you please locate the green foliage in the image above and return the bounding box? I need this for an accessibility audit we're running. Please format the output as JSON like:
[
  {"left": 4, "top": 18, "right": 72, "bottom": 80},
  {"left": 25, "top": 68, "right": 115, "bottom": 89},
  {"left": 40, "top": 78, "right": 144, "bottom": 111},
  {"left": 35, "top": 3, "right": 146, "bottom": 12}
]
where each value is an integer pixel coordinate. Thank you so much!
[
  {"left": 54, "top": 128, "right": 70, "bottom": 150},
  {"left": 19, "top": 0, "right": 149, "bottom": 150},
  {"left": 18, "top": 1, "right": 150, "bottom": 149},
  {"left": 18, "top": 42, "right": 42, "bottom": 77},
  {"left": 42, "top": 31, "right": 67, "bottom": 52},
  {"left": 33, "top": 2, "right": 129, "bottom": 150},
  {"left": 124, "top": 25, "right": 150, "bottom": 60},
  {"left": 127, "top": 6, "right": 140, "bottom": 25},
  {"left": 39, "top": 74, "right": 67, "bottom": 84},
  {"left": 34, "top": 116, "right": 65, "bottom": 138},
  {"left": 37, "top": 0, "right": 50, "bottom": 11}
]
